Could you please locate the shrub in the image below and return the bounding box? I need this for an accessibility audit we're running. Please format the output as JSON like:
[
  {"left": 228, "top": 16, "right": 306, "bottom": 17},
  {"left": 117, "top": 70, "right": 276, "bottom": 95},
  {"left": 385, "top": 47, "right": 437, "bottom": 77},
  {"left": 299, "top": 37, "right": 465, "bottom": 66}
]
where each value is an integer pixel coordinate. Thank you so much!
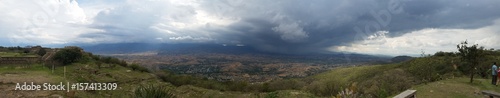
[
  {"left": 134, "top": 85, "right": 175, "bottom": 98},
  {"left": 130, "top": 64, "right": 149, "bottom": 72},
  {"left": 403, "top": 57, "right": 453, "bottom": 83},
  {"left": 306, "top": 80, "right": 344, "bottom": 96},
  {"left": 359, "top": 69, "right": 414, "bottom": 97},
  {"left": 119, "top": 60, "right": 128, "bottom": 67},
  {"left": 334, "top": 83, "right": 358, "bottom": 98}
]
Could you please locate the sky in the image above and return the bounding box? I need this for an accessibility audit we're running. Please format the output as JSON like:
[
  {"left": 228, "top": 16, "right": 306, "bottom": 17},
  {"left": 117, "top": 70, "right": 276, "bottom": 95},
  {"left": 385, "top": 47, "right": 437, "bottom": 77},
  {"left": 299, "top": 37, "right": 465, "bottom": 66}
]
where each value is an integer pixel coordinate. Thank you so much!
[{"left": 0, "top": 0, "right": 499, "bottom": 56}]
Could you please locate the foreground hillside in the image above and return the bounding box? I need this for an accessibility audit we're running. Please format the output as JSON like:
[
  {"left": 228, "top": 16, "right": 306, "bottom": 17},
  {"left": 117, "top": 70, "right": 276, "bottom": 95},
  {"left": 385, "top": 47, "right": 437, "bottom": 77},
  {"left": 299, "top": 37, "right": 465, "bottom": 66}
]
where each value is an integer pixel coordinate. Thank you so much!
[
  {"left": 2, "top": 44, "right": 500, "bottom": 97},
  {"left": 303, "top": 48, "right": 500, "bottom": 97},
  {"left": 2, "top": 56, "right": 500, "bottom": 98},
  {"left": 310, "top": 64, "right": 500, "bottom": 98},
  {"left": 0, "top": 63, "right": 319, "bottom": 97}
]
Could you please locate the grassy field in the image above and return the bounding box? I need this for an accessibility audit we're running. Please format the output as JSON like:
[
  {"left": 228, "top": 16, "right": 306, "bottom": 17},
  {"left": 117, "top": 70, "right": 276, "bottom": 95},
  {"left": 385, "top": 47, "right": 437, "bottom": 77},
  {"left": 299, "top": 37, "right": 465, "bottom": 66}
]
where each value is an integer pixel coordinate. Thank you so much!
[{"left": 312, "top": 64, "right": 398, "bottom": 82}]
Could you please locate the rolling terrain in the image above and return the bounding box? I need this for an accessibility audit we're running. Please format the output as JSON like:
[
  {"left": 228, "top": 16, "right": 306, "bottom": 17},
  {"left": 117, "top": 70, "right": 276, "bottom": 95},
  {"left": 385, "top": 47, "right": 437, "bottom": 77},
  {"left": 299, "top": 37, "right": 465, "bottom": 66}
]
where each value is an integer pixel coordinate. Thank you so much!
[
  {"left": 2, "top": 44, "right": 499, "bottom": 97},
  {"left": 82, "top": 43, "right": 391, "bottom": 82}
]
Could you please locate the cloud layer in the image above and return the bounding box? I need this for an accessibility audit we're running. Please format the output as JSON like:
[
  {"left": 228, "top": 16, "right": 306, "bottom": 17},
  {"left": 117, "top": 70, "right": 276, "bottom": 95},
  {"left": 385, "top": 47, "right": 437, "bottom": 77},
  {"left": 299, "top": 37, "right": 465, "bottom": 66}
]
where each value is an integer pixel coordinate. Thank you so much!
[
  {"left": 0, "top": 0, "right": 499, "bottom": 55},
  {"left": 333, "top": 19, "right": 500, "bottom": 56}
]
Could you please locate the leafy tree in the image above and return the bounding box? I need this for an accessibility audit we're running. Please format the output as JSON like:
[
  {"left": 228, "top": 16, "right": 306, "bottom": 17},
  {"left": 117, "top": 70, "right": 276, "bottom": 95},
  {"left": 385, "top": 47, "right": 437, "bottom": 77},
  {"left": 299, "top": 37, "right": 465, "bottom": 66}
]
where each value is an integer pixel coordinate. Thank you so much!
[
  {"left": 457, "top": 40, "right": 486, "bottom": 83},
  {"left": 53, "top": 47, "right": 83, "bottom": 65},
  {"left": 404, "top": 57, "right": 450, "bottom": 83}
]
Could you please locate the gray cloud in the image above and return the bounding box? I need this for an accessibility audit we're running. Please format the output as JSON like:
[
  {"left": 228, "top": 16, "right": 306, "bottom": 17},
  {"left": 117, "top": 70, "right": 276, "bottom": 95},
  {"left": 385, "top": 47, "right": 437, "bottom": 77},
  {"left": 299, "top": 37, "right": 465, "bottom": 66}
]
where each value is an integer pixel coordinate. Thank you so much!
[{"left": 1, "top": 0, "right": 499, "bottom": 55}]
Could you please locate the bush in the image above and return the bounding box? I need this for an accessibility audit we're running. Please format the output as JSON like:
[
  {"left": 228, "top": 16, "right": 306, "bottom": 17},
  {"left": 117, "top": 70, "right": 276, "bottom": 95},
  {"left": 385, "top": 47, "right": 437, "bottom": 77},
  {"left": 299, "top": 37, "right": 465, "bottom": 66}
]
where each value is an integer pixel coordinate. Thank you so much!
[
  {"left": 334, "top": 83, "right": 359, "bottom": 98},
  {"left": 403, "top": 57, "right": 454, "bottom": 83},
  {"left": 130, "top": 64, "right": 150, "bottom": 72},
  {"left": 305, "top": 80, "right": 345, "bottom": 96},
  {"left": 119, "top": 60, "right": 128, "bottom": 67},
  {"left": 359, "top": 69, "right": 414, "bottom": 97},
  {"left": 134, "top": 85, "right": 175, "bottom": 98}
]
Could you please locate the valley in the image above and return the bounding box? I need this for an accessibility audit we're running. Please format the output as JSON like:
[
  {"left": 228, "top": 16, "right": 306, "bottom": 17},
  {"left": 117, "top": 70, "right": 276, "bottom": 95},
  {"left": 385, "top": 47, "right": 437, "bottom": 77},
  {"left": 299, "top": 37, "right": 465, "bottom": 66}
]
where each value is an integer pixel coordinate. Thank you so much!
[
  {"left": 92, "top": 44, "right": 391, "bottom": 82},
  {"left": 113, "top": 52, "right": 386, "bottom": 82}
]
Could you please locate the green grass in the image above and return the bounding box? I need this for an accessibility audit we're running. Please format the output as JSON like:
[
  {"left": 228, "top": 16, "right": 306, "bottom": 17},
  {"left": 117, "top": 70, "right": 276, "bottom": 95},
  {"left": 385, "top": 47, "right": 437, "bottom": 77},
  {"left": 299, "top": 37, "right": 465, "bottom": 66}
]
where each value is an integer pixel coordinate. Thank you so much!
[
  {"left": 312, "top": 64, "right": 400, "bottom": 82},
  {"left": 412, "top": 77, "right": 500, "bottom": 98}
]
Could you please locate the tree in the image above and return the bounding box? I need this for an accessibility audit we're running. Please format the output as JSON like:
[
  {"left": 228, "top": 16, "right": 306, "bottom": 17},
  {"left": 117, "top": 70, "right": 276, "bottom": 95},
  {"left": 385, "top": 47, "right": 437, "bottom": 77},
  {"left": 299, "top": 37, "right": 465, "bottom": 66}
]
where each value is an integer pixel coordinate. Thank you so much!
[
  {"left": 457, "top": 40, "right": 485, "bottom": 83},
  {"left": 37, "top": 48, "right": 47, "bottom": 56},
  {"left": 52, "top": 47, "right": 83, "bottom": 65}
]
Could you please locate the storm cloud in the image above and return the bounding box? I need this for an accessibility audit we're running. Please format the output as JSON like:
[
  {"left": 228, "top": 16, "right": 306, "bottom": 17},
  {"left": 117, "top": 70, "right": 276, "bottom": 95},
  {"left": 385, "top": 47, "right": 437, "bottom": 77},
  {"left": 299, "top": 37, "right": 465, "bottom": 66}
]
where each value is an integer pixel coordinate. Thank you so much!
[{"left": 1, "top": 0, "right": 499, "bottom": 55}]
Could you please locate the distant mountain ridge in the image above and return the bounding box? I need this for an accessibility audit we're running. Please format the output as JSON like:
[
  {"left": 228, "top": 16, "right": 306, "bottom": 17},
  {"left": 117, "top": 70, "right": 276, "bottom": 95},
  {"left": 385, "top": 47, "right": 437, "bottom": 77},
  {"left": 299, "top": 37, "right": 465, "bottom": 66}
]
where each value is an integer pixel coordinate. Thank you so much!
[
  {"left": 81, "top": 43, "right": 298, "bottom": 55},
  {"left": 82, "top": 43, "right": 376, "bottom": 54}
]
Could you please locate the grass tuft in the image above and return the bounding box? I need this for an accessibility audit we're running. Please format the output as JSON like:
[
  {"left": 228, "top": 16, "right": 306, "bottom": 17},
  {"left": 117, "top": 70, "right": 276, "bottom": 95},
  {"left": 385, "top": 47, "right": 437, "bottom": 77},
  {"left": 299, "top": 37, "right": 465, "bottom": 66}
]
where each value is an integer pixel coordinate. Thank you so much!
[{"left": 135, "top": 84, "right": 175, "bottom": 98}]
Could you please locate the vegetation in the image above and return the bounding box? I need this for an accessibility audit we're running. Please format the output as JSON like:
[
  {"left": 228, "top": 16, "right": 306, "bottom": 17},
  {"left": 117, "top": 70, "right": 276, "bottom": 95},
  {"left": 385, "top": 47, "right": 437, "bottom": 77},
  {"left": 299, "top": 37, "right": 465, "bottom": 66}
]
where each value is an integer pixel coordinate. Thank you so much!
[
  {"left": 265, "top": 92, "right": 278, "bottom": 98},
  {"left": 134, "top": 85, "right": 175, "bottom": 98},
  {"left": 412, "top": 77, "right": 500, "bottom": 97},
  {"left": 37, "top": 48, "right": 47, "bottom": 56},
  {"left": 457, "top": 40, "right": 486, "bottom": 83},
  {"left": 306, "top": 64, "right": 414, "bottom": 97},
  {"left": 156, "top": 71, "right": 255, "bottom": 92},
  {"left": 299, "top": 41, "right": 500, "bottom": 97},
  {"left": 52, "top": 47, "right": 84, "bottom": 65},
  {"left": 130, "top": 63, "right": 150, "bottom": 72},
  {"left": 3, "top": 41, "right": 500, "bottom": 98}
]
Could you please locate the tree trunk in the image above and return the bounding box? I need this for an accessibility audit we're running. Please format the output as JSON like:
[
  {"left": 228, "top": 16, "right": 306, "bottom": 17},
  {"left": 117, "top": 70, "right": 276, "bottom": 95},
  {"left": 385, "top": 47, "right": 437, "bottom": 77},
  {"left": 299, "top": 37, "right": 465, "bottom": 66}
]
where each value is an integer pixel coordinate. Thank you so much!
[
  {"left": 470, "top": 70, "right": 474, "bottom": 83},
  {"left": 470, "top": 65, "right": 475, "bottom": 83}
]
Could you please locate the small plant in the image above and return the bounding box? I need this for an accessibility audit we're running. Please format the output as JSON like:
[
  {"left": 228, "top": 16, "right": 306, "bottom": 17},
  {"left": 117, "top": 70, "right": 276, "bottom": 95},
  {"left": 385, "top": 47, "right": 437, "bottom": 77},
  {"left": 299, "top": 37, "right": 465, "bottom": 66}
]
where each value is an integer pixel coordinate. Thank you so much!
[
  {"left": 265, "top": 91, "right": 278, "bottom": 98},
  {"left": 334, "top": 83, "right": 358, "bottom": 98},
  {"left": 134, "top": 84, "right": 175, "bottom": 98}
]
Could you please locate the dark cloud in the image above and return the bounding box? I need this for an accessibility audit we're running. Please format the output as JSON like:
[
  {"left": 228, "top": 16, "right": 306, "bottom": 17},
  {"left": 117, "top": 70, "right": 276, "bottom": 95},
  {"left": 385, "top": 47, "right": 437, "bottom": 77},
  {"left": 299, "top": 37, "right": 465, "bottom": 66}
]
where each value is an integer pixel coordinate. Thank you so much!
[
  {"left": 198, "top": 0, "right": 500, "bottom": 54},
  {"left": 83, "top": 0, "right": 500, "bottom": 54},
  {"left": 2, "top": 0, "right": 499, "bottom": 55}
]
